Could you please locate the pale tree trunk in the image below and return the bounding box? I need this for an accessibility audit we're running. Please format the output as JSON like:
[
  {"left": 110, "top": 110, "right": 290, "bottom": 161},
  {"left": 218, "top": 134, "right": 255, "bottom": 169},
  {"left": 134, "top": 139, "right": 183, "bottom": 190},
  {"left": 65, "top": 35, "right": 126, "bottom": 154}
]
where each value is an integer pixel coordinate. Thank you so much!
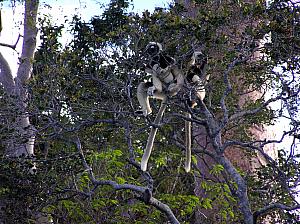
[
  {"left": 0, "top": 1, "right": 39, "bottom": 223},
  {"left": 12, "top": 0, "right": 39, "bottom": 157},
  {"left": 1, "top": 0, "right": 38, "bottom": 157}
]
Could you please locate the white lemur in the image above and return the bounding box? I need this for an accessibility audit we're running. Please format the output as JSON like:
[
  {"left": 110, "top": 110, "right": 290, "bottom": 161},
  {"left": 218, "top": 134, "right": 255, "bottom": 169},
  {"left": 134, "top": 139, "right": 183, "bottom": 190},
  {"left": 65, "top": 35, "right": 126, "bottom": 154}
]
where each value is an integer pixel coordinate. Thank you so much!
[
  {"left": 137, "top": 42, "right": 184, "bottom": 171},
  {"left": 184, "top": 51, "right": 209, "bottom": 172},
  {"left": 136, "top": 42, "right": 184, "bottom": 116}
]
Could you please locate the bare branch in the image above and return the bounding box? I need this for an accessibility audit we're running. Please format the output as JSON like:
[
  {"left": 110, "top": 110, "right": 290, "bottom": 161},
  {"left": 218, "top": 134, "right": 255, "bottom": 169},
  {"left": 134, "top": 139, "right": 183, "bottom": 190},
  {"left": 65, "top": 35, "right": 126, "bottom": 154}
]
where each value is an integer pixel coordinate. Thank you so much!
[
  {"left": 253, "top": 203, "right": 300, "bottom": 224},
  {"left": 16, "top": 0, "right": 39, "bottom": 85},
  {"left": 0, "top": 34, "right": 22, "bottom": 51},
  {"left": 223, "top": 135, "right": 299, "bottom": 203},
  {"left": 220, "top": 56, "right": 250, "bottom": 127},
  {"left": 228, "top": 94, "right": 283, "bottom": 122},
  {"left": 74, "top": 136, "right": 180, "bottom": 224},
  {"left": 149, "top": 197, "right": 180, "bottom": 224}
]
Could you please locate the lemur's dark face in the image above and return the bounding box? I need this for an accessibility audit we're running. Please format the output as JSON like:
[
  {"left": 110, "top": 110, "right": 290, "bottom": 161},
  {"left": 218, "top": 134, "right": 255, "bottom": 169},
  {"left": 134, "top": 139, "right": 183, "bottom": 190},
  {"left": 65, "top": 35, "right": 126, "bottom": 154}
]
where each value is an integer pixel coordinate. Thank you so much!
[{"left": 145, "top": 43, "right": 161, "bottom": 57}]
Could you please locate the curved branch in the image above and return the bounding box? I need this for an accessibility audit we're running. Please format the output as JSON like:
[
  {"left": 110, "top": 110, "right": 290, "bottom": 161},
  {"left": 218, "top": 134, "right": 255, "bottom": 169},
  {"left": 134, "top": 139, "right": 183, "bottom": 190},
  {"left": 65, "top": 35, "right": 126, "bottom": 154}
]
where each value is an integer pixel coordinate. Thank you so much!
[
  {"left": 253, "top": 203, "right": 300, "bottom": 224},
  {"left": 74, "top": 137, "right": 180, "bottom": 224},
  {"left": 149, "top": 197, "right": 180, "bottom": 224}
]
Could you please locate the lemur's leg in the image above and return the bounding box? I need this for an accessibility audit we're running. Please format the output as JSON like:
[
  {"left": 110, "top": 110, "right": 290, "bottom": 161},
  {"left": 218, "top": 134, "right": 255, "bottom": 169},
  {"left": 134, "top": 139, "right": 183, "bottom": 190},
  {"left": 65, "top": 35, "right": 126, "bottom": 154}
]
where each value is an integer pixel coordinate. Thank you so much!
[
  {"left": 148, "top": 74, "right": 163, "bottom": 96},
  {"left": 137, "top": 82, "right": 153, "bottom": 116},
  {"left": 167, "top": 67, "right": 184, "bottom": 96}
]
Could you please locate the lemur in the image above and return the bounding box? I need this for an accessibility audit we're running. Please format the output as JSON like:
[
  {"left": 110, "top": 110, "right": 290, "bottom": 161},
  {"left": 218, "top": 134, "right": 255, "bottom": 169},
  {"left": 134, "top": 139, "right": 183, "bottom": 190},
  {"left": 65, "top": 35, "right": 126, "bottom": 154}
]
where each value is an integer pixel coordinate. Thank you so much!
[
  {"left": 137, "top": 43, "right": 209, "bottom": 172},
  {"left": 137, "top": 42, "right": 184, "bottom": 171},
  {"left": 136, "top": 42, "right": 184, "bottom": 117},
  {"left": 184, "top": 51, "right": 209, "bottom": 172}
]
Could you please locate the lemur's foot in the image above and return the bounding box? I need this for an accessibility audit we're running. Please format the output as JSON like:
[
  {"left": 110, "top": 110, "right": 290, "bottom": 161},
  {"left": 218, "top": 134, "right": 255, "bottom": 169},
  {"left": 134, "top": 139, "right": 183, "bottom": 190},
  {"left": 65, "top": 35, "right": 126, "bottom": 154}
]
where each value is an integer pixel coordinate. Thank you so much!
[{"left": 188, "top": 100, "right": 197, "bottom": 108}]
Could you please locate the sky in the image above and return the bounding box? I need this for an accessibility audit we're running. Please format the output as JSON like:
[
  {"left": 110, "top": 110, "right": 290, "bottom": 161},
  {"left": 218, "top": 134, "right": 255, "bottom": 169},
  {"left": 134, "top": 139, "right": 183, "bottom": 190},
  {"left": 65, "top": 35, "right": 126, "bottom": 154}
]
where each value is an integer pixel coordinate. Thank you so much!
[{"left": 0, "top": 0, "right": 170, "bottom": 75}]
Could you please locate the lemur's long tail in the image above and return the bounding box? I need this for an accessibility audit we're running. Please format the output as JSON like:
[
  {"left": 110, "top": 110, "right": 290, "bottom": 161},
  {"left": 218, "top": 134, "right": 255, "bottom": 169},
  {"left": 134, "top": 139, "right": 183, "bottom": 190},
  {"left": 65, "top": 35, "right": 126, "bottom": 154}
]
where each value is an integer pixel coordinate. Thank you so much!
[
  {"left": 185, "top": 113, "right": 192, "bottom": 172},
  {"left": 141, "top": 99, "right": 167, "bottom": 171}
]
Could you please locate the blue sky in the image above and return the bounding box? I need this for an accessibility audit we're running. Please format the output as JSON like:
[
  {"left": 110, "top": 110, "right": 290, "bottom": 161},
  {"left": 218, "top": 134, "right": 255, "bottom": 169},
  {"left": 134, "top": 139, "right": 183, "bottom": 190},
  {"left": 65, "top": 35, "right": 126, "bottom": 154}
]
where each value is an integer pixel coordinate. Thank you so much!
[
  {"left": 46, "top": 0, "right": 172, "bottom": 21},
  {"left": 0, "top": 0, "right": 171, "bottom": 75},
  {"left": 2, "top": 0, "right": 171, "bottom": 18}
]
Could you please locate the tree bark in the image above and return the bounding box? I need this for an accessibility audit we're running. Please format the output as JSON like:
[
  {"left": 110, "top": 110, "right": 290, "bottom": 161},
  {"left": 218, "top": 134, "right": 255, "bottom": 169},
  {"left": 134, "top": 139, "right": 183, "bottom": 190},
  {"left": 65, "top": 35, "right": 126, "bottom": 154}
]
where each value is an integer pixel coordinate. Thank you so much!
[
  {"left": 216, "top": 155, "right": 254, "bottom": 224},
  {"left": 0, "top": 1, "right": 39, "bottom": 223},
  {"left": 4, "top": 0, "right": 39, "bottom": 157}
]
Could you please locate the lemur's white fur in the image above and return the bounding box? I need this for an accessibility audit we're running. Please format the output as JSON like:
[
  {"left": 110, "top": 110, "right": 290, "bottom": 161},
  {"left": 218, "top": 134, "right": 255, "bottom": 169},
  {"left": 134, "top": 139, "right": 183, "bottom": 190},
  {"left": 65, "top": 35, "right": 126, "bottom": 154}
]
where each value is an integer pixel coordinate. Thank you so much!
[
  {"left": 138, "top": 42, "right": 184, "bottom": 171},
  {"left": 184, "top": 51, "right": 209, "bottom": 172},
  {"left": 137, "top": 42, "right": 184, "bottom": 117}
]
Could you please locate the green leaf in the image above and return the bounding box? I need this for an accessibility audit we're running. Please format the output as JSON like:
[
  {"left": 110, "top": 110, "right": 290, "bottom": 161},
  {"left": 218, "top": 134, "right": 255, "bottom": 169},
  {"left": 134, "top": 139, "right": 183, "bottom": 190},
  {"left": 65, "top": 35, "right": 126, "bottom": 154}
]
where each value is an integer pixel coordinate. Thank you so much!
[
  {"left": 116, "top": 176, "right": 126, "bottom": 184},
  {"left": 202, "top": 198, "right": 213, "bottom": 209},
  {"left": 113, "top": 149, "right": 123, "bottom": 157},
  {"left": 210, "top": 164, "right": 224, "bottom": 175}
]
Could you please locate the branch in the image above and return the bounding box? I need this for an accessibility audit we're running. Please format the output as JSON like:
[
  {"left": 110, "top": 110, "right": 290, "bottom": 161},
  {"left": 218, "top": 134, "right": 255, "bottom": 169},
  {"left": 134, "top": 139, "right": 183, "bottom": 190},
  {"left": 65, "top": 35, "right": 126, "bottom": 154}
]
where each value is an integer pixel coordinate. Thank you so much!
[
  {"left": 229, "top": 77, "right": 300, "bottom": 123},
  {"left": 253, "top": 203, "right": 300, "bottom": 223},
  {"left": 0, "top": 34, "right": 22, "bottom": 50},
  {"left": 220, "top": 56, "right": 252, "bottom": 125},
  {"left": 215, "top": 154, "right": 254, "bottom": 224},
  {"left": 16, "top": 0, "right": 39, "bottom": 85},
  {"left": 124, "top": 122, "right": 136, "bottom": 162},
  {"left": 171, "top": 112, "right": 207, "bottom": 125},
  {"left": 228, "top": 94, "right": 283, "bottom": 122},
  {"left": 223, "top": 136, "right": 299, "bottom": 203},
  {"left": 149, "top": 197, "right": 180, "bottom": 224},
  {"left": 220, "top": 59, "right": 235, "bottom": 125},
  {"left": 222, "top": 126, "right": 295, "bottom": 151},
  {"left": 74, "top": 137, "right": 180, "bottom": 224}
]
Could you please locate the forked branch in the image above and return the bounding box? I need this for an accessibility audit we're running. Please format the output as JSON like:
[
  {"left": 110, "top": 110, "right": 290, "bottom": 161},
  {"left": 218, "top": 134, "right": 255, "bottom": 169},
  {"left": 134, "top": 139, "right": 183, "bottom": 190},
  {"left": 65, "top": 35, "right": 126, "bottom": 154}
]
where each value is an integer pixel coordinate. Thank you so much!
[
  {"left": 0, "top": 34, "right": 22, "bottom": 51},
  {"left": 74, "top": 136, "right": 180, "bottom": 224}
]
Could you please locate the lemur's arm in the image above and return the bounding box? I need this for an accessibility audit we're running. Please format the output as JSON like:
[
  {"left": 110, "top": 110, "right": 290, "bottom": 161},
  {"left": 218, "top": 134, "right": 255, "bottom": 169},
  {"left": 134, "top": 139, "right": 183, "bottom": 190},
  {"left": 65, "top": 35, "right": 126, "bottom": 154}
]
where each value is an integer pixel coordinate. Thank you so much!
[
  {"left": 167, "top": 66, "right": 184, "bottom": 96},
  {"left": 147, "top": 72, "right": 163, "bottom": 96}
]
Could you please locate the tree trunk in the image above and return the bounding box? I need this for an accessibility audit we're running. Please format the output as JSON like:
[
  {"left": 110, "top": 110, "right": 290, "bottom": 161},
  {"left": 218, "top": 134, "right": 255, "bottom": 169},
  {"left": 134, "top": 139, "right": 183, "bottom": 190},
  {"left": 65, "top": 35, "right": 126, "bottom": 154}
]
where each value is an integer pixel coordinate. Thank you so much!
[
  {"left": 0, "top": 0, "right": 39, "bottom": 222},
  {"left": 10, "top": 0, "right": 39, "bottom": 157}
]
